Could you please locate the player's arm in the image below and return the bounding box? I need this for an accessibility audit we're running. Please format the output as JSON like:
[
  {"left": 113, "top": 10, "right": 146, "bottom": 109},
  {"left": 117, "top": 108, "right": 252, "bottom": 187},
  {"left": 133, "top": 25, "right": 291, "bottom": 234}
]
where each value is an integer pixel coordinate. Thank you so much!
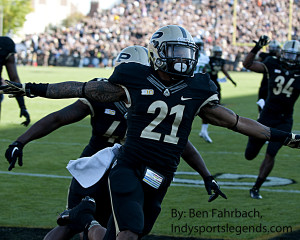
[
  {"left": 181, "top": 140, "right": 210, "bottom": 178},
  {"left": 199, "top": 101, "right": 300, "bottom": 148},
  {"left": 5, "top": 54, "right": 31, "bottom": 126},
  {"left": 181, "top": 140, "right": 227, "bottom": 201},
  {"left": 221, "top": 66, "right": 236, "bottom": 86},
  {"left": 243, "top": 35, "right": 270, "bottom": 73},
  {"left": 0, "top": 80, "right": 127, "bottom": 102},
  {"left": 5, "top": 100, "right": 90, "bottom": 171}
]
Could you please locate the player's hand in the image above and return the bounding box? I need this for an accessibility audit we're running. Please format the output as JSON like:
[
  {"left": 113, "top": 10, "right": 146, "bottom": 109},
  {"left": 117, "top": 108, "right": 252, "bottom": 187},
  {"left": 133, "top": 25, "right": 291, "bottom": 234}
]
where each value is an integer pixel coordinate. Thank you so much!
[
  {"left": 254, "top": 35, "right": 270, "bottom": 48},
  {"left": 20, "top": 107, "right": 30, "bottom": 126},
  {"left": 284, "top": 133, "right": 300, "bottom": 149},
  {"left": 204, "top": 176, "right": 227, "bottom": 202},
  {"left": 0, "top": 80, "right": 27, "bottom": 97},
  {"left": 5, "top": 141, "right": 24, "bottom": 171}
]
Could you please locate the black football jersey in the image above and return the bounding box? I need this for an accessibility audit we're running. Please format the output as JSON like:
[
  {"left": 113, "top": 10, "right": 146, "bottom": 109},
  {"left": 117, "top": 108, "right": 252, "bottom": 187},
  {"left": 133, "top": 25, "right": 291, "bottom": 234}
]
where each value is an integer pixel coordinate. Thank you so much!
[
  {"left": 263, "top": 57, "right": 300, "bottom": 116},
  {"left": 259, "top": 52, "right": 273, "bottom": 62},
  {"left": 258, "top": 53, "right": 276, "bottom": 100},
  {"left": 208, "top": 56, "right": 226, "bottom": 81},
  {"left": 108, "top": 62, "right": 218, "bottom": 174},
  {"left": 0, "top": 37, "right": 16, "bottom": 80}
]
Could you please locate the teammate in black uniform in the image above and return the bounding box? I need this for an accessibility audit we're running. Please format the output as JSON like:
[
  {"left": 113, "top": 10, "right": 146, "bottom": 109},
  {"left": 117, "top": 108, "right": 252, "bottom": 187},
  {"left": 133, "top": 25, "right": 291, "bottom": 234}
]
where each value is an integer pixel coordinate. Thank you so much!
[
  {"left": 4, "top": 45, "right": 225, "bottom": 240},
  {"left": 256, "top": 40, "right": 281, "bottom": 113},
  {"left": 200, "top": 46, "right": 237, "bottom": 143},
  {"left": 207, "top": 45, "right": 237, "bottom": 102},
  {"left": 1, "top": 26, "right": 300, "bottom": 240},
  {"left": 243, "top": 37, "right": 300, "bottom": 199},
  {"left": 0, "top": 36, "right": 30, "bottom": 125}
]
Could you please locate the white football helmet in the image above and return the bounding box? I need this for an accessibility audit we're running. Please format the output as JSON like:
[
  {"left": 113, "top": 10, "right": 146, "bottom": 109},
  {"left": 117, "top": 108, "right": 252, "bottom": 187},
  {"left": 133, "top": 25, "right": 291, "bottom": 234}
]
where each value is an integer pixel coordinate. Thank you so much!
[
  {"left": 268, "top": 40, "right": 281, "bottom": 56},
  {"left": 193, "top": 36, "right": 204, "bottom": 53},
  {"left": 115, "top": 45, "right": 149, "bottom": 67},
  {"left": 280, "top": 40, "right": 300, "bottom": 68},
  {"left": 212, "top": 46, "right": 222, "bottom": 58},
  {"left": 148, "top": 25, "right": 198, "bottom": 78}
]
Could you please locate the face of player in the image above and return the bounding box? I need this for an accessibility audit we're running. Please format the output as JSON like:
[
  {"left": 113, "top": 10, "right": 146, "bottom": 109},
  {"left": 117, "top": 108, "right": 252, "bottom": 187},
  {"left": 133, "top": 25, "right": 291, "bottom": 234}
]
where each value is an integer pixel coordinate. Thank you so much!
[
  {"left": 166, "top": 44, "right": 197, "bottom": 74},
  {"left": 281, "top": 50, "right": 300, "bottom": 69}
]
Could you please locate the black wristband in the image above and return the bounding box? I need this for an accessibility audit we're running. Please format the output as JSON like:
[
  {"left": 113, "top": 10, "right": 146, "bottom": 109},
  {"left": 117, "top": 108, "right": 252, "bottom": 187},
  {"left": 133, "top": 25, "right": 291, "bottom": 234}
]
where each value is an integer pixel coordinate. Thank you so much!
[
  {"left": 269, "top": 128, "right": 290, "bottom": 143},
  {"left": 27, "top": 83, "right": 49, "bottom": 97},
  {"left": 250, "top": 45, "right": 262, "bottom": 54},
  {"left": 10, "top": 141, "right": 24, "bottom": 149}
]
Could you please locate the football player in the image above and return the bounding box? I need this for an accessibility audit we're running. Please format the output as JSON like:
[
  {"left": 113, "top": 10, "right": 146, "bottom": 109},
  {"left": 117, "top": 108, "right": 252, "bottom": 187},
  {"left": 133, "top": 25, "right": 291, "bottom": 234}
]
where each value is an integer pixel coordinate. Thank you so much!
[
  {"left": 243, "top": 36, "right": 300, "bottom": 199},
  {"left": 0, "top": 36, "right": 30, "bottom": 126},
  {"left": 193, "top": 37, "right": 213, "bottom": 143},
  {"left": 1, "top": 25, "right": 300, "bottom": 240},
  {"left": 4, "top": 45, "right": 226, "bottom": 240},
  {"left": 201, "top": 45, "right": 237, "bottom": 143},
  {"left": 256, "top": 40, "right": 281, "bottom": 113}
]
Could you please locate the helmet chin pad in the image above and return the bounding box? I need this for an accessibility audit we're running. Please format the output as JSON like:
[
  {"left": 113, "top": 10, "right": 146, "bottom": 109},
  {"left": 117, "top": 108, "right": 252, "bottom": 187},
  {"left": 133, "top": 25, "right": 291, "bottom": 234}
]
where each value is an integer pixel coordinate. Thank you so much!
[{"left": 174, "top": 62, "right": 188, "bottom": 72}]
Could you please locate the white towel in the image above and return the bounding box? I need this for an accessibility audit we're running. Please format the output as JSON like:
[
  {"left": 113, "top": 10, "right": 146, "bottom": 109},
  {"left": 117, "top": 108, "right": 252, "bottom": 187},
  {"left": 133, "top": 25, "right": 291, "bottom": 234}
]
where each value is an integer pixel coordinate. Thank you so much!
[{"left": 66, "top": 143, "right": 121, "bottom": 188}]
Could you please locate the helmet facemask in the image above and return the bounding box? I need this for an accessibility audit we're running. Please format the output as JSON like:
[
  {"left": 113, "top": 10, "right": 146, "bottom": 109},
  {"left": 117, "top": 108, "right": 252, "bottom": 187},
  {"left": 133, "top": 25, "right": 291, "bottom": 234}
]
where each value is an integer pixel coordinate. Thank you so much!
[{"left": 153, "top": 40, "right": 198, "bottom": 78}]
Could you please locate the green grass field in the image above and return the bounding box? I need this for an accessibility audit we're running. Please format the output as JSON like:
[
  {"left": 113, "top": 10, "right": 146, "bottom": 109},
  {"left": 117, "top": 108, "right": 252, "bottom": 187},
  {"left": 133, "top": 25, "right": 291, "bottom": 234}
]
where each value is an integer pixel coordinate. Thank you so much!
[{"left": 0, "top": 66, "right": 299, "bottom": 240}]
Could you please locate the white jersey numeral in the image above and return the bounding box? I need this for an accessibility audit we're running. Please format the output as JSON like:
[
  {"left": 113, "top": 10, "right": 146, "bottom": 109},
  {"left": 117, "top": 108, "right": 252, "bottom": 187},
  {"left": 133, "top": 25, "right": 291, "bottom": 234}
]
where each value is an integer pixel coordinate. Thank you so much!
[
  {"left": 141, "top": 101, "right": 185, "bottom": 144},
  {"left": 273, "top": 76, "right": 294, "bottom": 98}
]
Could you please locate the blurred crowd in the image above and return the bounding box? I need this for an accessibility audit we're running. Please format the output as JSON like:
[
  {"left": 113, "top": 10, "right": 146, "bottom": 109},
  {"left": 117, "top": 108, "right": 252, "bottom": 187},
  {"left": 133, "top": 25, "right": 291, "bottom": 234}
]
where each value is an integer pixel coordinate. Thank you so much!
[{"left": 15, "top": 0, "right": 300, "bottom": 70}]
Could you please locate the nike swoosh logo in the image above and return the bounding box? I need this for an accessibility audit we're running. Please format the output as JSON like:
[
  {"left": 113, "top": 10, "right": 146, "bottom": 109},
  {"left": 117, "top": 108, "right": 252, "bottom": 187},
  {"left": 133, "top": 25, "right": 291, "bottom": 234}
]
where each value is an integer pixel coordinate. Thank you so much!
[
  {"left": 181, "top": 96, "right": 192, "bottom": 101},
  {"left": 11, "top": 147, "right": 19, "bottom": 157},
  {"left": 11, "top": 147, "right": 18, "bottom": 157}
]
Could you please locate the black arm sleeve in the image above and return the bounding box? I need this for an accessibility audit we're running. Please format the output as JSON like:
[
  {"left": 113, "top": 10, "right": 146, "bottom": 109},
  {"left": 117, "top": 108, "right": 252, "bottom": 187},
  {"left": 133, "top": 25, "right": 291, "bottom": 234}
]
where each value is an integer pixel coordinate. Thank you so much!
[{"left": 27, "top": 83, "right": 49, "bottom": 97}]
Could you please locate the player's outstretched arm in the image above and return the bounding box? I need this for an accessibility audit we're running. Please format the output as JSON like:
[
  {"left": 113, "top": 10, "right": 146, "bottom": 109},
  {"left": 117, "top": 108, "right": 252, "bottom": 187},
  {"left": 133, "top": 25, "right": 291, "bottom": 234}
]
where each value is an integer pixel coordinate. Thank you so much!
[
  {"left": 0, "top": 80, "right": 127, "bottom": 103},
  {"left": 200, "top": 102, "right": 300, "bottom": 148},
  {"left": 243, "top": 35, "right": 270, "bottom": 73},
  {"left": 181, "top": 140, "right": 227, "bottom": 202},
  {"left": 221, "top": 68, "right": 236, "bottom": 87},
  {"left": 5, "top": 100, "right": 90, "bottom": 171},
  {"left": 181, "top": 140, "right": 211, "bottom": 178}
]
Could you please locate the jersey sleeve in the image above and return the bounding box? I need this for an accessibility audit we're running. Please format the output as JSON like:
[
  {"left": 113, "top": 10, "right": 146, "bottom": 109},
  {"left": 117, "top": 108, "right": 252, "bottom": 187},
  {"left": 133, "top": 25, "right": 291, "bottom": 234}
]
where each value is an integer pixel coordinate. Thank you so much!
[
  {"left": 79, "top": 98, "right": 95, "bottom": 117},
  {"left": 109, "top": 63, "right": 148, "bottom": 86},
  {"left": 0, "top": 37, "right": 16, "bottom": 61},
  {"left": 261, "top": 56, "right": 276, "bottom": 72},
  {"left": 6, "top": 38, "right": 16, "bottom": 54}
]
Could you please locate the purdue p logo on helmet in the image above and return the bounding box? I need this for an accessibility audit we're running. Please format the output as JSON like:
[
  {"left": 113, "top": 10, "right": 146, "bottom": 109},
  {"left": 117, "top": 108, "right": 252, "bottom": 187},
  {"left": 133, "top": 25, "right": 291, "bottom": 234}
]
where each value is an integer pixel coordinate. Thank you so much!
[
  {"left": 148, "top": 25, "right": 198, "bottom": 79},
  {"left": 115, "top": 45, "right": 149, "bottom": 67}
]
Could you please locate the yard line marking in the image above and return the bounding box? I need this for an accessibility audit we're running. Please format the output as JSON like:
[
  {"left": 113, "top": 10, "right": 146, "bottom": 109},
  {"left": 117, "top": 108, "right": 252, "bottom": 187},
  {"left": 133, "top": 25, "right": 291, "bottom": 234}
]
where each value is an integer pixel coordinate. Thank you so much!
[
  {"left": 1, "top": 171, "right": 299, "bottom": 194},
  {"left": 171, "top": 184, "right": 300, "bottom": 193},
  {"left": 0, "top": 171, "right": 72, "bottom": 179}
]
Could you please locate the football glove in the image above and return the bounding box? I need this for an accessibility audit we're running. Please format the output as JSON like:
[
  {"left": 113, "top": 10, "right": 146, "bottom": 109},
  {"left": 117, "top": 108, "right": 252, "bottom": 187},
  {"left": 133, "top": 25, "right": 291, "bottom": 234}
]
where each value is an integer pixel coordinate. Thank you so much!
[
  {"left": 254, "top": 35, "right": 270, "bottom": 48},
  {"left": 0, "top": 80, "right": 33, "bottom": 97},
  {"left": 20, "top": 107, "right": 30, "bottom": 127},
  {"left": 204, "top": 176, "right": 227, "bottom": 202},
  {"left": 57, "top": 196, "right": 96, "bottom": 233},
  {"left": 284, "top": 133, "right": 300, "bottom": 149},
  {"left": 5, "top": 141, "right": 24, "bottom": 171}
]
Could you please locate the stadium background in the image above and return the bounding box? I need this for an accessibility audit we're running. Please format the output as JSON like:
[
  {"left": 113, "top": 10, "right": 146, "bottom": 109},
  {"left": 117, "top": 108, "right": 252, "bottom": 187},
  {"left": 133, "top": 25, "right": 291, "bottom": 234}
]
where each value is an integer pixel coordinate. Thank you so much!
[{"left": 0, "top": 0, "right": 300, "bottom": 239}]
